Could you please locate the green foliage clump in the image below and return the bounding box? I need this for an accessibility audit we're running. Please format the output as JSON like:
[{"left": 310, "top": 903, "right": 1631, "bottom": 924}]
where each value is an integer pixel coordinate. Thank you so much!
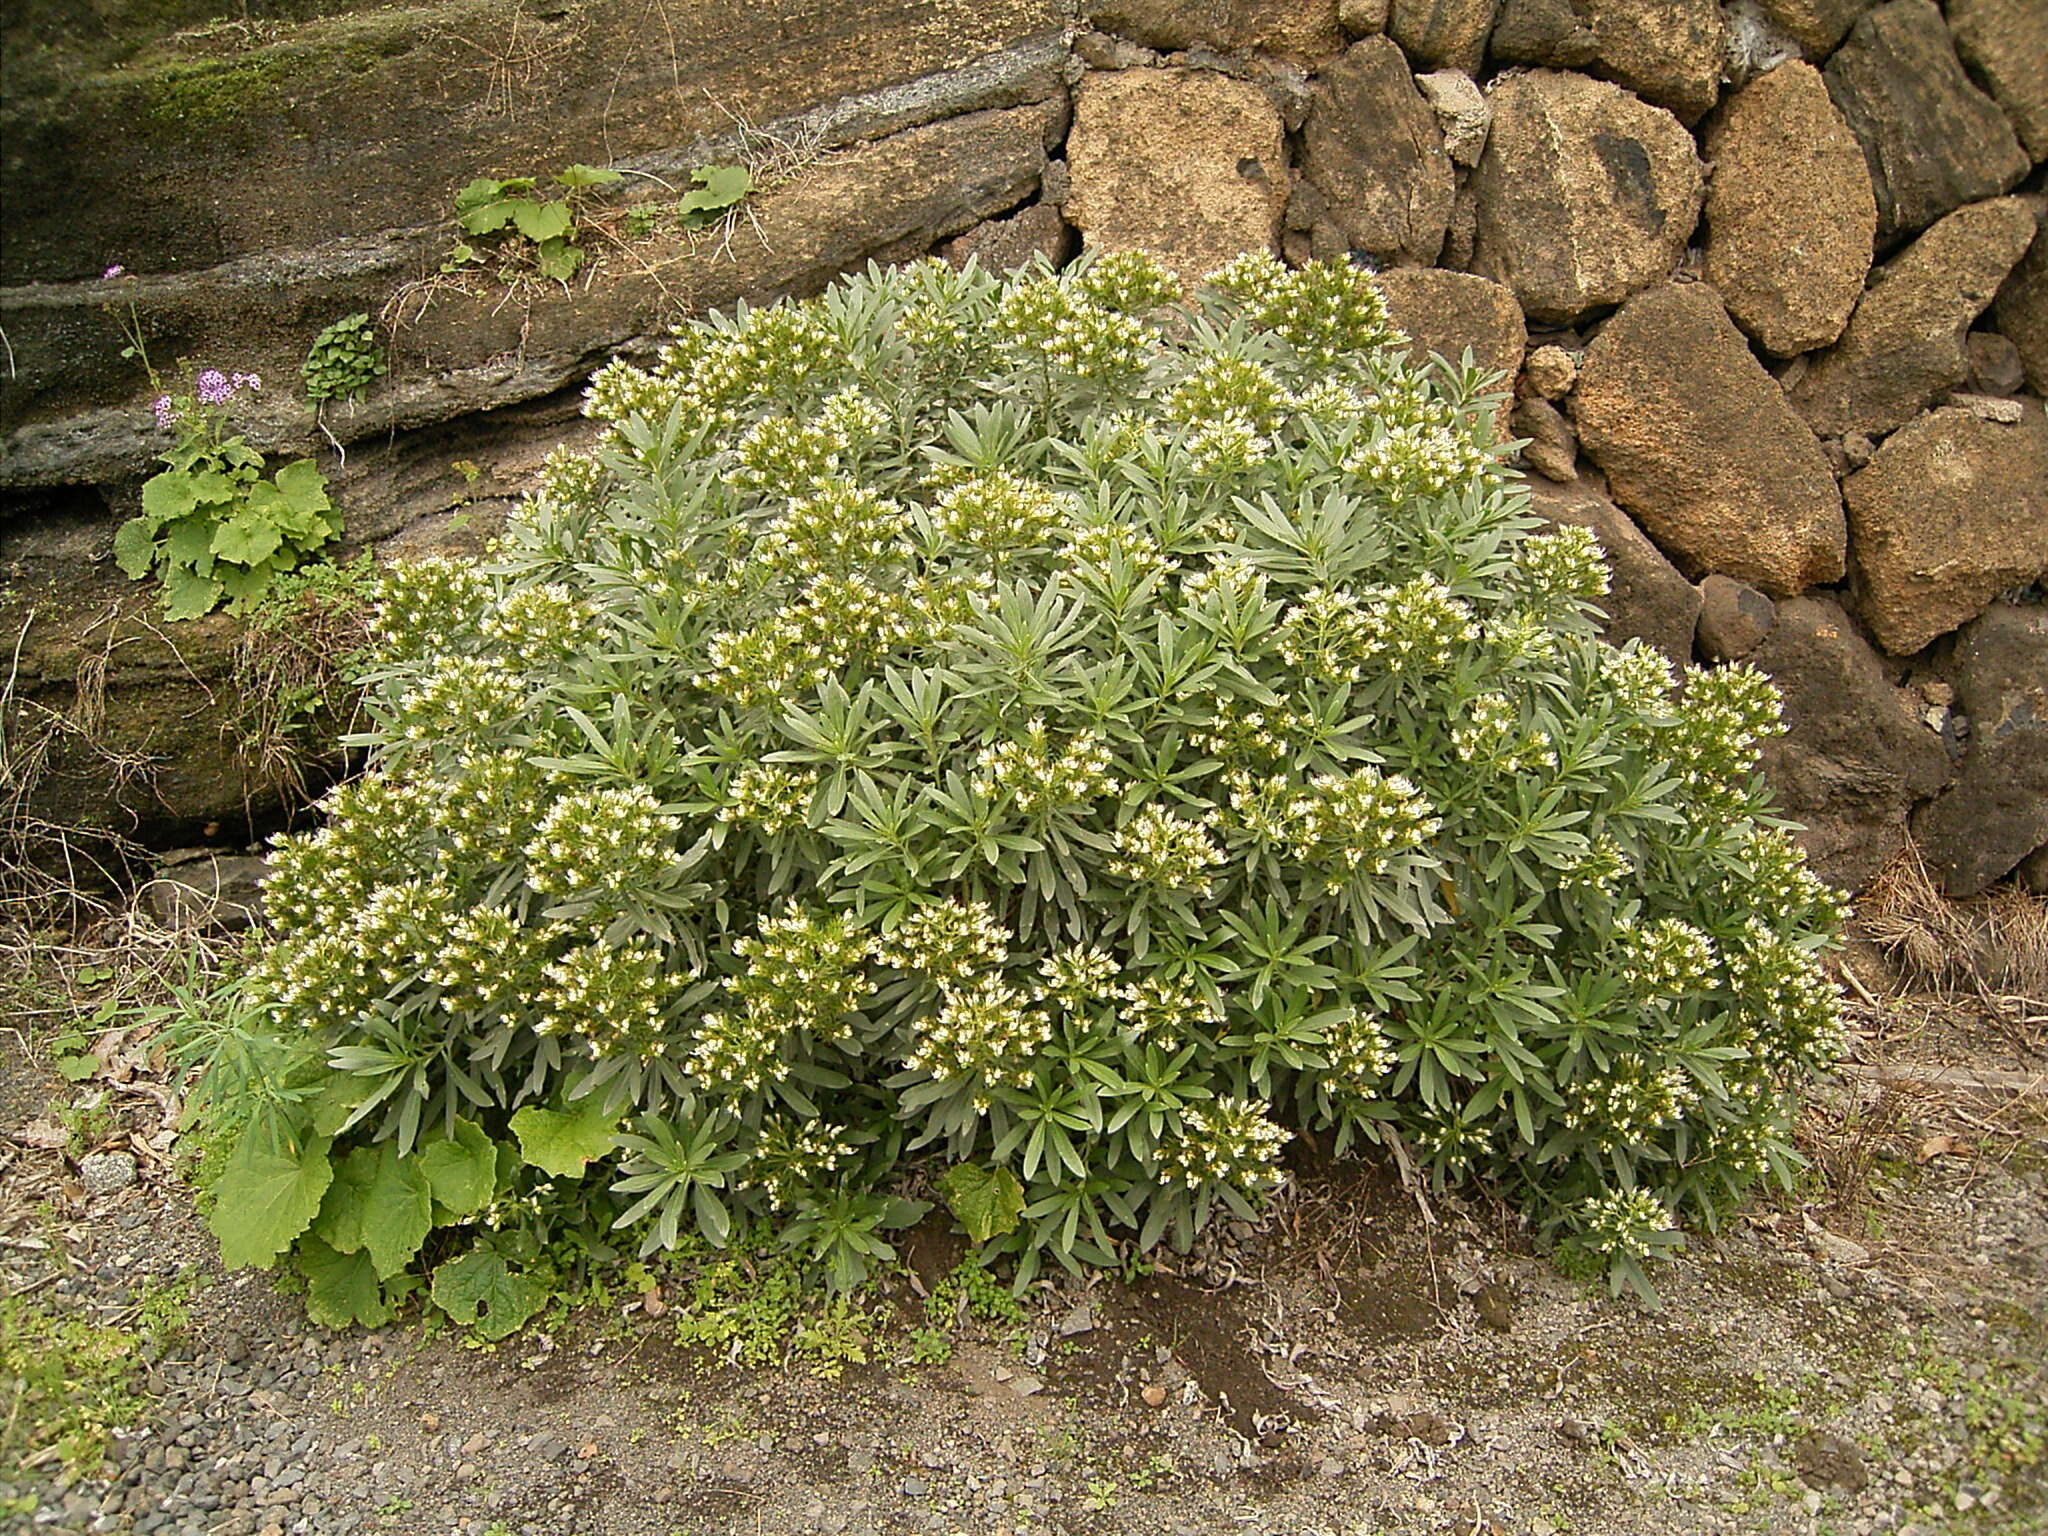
[
  {"left": 115, "top": 370, "right": 339, "bottom": 619},
  {"left": 446, "top": 164, "right": 622, "bottom": 282},
  {"left": 183, "top": 251, "right": 1848, "bottom": 1322},
  {"left": 302, "top": 313, "right": 388, "bottom": 406}
]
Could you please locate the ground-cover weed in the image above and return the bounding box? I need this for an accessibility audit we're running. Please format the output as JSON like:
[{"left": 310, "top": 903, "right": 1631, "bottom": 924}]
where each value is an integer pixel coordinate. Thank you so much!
[{"left": 173, "top": 253, "right": 1847, "bottom": 1329}]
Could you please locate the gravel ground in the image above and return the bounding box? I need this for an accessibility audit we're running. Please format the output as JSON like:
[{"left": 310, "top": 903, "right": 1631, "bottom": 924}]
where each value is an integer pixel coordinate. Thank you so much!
[{"left": 3, "top": 929, "right": 2043, "bottom": 1536}]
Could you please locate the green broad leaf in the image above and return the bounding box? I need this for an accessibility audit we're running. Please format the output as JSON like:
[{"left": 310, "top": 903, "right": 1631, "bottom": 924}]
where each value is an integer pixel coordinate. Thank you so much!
[
  {"left": 272, "top": 459, "right": 332, "bottom": 516},
  {"left": 217, "top": 559, "right": 282, "bottom": 611},
  {"left": 510, "top": 1101, "right": 620, "bottom": 1178},
  {"left": 430, "top": 1248, "right": 546, "bottom": 1340},
  {"left": 297, "top": 1237, "right": 394, "bottom": 1329},
  {"left": 111, "top": 517, "right": 159, "bottom": 579},
  {"left": 209, "top": 1127, "right": 333, "bottom": 1270},
  {"left": 454, "top": 176, "right": 508, "bottom": 213},
  {"left": 442, "top": 242, "right": 480, "bottom": 271},
  {"left": 162, "top": 514, "right": 217, "bottom": 571},
  {"left": 512, "top": 198, "right": 573, "bottom": 243},
  {"left": 534, "top": 236, "right": 583, "bottom": 283},
  {"left": 139, "top": 471, "right": 198, "bottom": 527},
  {"left": 554, "top": 163, "right": 622, "bottom": 189},
  {"left": 309, "top": 1077, "right": 374, "bottom": 1138},
  {"left": 187, "top": 470, "right": 238, "bottom": 507},
  {"left": 678, "top": 164, "right": 750, "bottom": 223},
  {"left": 311, "top": 1143, "right": 432, "bottom": 1278},
  {"left": 419, "top": 1119, "right": 497, "bottom": 1216},
  {"left": 159, "top": 565, "right": 224, "bottom": 620},
  {"left": 939, "top": 1163, "right": 1024, "bottom": 1244},
  {"left": 459, "top": 199, "right": 517, "bottom": 236},
  {"left": 209, "top": 513, "right": 284, "bottom": 567}
]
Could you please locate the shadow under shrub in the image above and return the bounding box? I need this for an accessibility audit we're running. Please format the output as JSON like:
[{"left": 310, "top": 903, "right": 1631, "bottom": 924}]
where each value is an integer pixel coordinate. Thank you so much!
[{"left": 178, "top": 252, "right": 1849, "bottom": 1328}]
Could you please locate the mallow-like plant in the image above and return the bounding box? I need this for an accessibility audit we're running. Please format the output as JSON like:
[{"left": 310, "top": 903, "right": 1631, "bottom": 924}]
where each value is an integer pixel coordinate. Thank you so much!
[{"left": 183, "top": 252, "right": 1846, "bottom": 1330}]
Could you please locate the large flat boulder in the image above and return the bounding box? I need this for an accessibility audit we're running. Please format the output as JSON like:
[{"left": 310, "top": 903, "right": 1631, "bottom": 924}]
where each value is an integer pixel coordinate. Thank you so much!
[
  {"left": 1788, "top": 196, "right": 2036, "bottom": 439},
  {"left": 1701, "top": 62, "right": 1875, "bottom": 358},
  {"left": 1842, "top": 403, "right": 2048, "bottom": 656},
  {"left": 1066, "top": 68, "right": 1288, "bottom": 284},
  {"left": 1572, "top": 283, "right": 1846, "bottom": 597},
  {"left": 1468, "top": 70, "right": 1702, "bottom": 325},
  {"left": 1080, "top": 0, "right": 1347, "bottom": 62},
  {"left": 1526, "top": 470, "right": 1701, "bottom": 664},
  {"left": 1913, "top": 602, "right": 2048, "bottom": 896},
  {"left": 1298, "top": 38, "right": 1455, "bottom": 266},
  {"left": 1751, "top": 596, "right": 1952, "bottom": 891},
  {"left": 1823, "top": 0, "right": 2029, "bottom": 245}
]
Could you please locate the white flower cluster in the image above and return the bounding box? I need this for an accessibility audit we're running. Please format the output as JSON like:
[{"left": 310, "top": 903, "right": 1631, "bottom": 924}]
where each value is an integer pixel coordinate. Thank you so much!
[
  {"left": 1162, "top": 1097, "right": 1291, "bottom": 1192},
  {"left": 1181, "top": 416, "right": 1272, "bottom": 477},
  {"left": 1722, "top": 920, "right": 1846, "bottom": 1073},
  {"left": 1573, "top": 1188, "right": 1676, "bottom": 1263},
  {"left": 422, "top": 905, "right": 545, "bottom": 1018},
  {"left": 1558, "top": 1058, "right": 1699, "bottom": 1145},
  {"left": 1731, "top": 828, "right": 1846, "bottom": 928},
  {"left": 1109, "top": 804, "right": 1226, "bottom": 891},
  {"left": 353, "top": 876, "right": 459, "bottom": 988},
  {"left": 1164, "top": 354, "right": 1289, "bottom": 432},
  {"left": 1114, "top": 972, "right": 1222, "bottom": 1037},
  {"left": 536, "top": 937, "right": 670, "bottom": 1059},
  {"left": 1061, "top": 520, "right": 1176, "bottom": 585},
  {"left": 1559, "top": 833, "right": 1634, "bottom": 898},
  {"left": 751, "top": 481, "right": 910, "bottom": 582},
  {"left": 704, "top": 572, "right": 918, "bottom": 708},
  {"left": 1034, "top": 944, "right": 1121, "bottom": 1009},
  {"left": 1325, "top": 1008, "right": 1396, "bottom": 1086},
  {"left": 903, "top": 974, "right": 1052, "bottom": 1102},
  {"left": 524, "top": 784, "right": 679, "bottom": 898},
  {"left": 1451, "top": 693, "right": 1558, "bottom": 774},
  {"left": 728, "top": 390, "right": 886, "bottom": 498},
  {"left": 482, "top": 583, "right": 592, "bottom": 669},
  {"left": 538, "top": 445, "right": 609, "bottom": 510},
  {"left": 753, "top": 1120, "right": 863, "bottom": 1212},
  {"left": 389, "top": 656, "right": 528, "bottom": 749},
  {"left": 1612, "top": 917, "right": 1717, "bottom": 1001},
  {"left": 1274, "top": 585, "right": 1381, "bottom": 683},
  {"left": 1599, "top": 645, "right": 1677, "bottom": 716},
  {"left": 994, "top": 278, "right": 1152, "bottom": 381},
  {"left": 1204, "top": 253, "right": 1398, "bottom": 362},
  {"left": 695, "top": 907, "right": 872, "bottom": 1091},
  {"left": 1283, "top": 767, "right": 1441, "bottom": 884},
  {"left": 874, "top": 899, "right": 1011, "bottom": 981},
  {"left": 1344, "top": 422, "right": 1492, "bottom": 500},
  {"left": 1073, "top": 251, "right": 1182, "bottom": 313},
  {"left": 929, "top": 471, "right": 1074, "bottom": 553},
  {"left": 1512, "top": 526, "right": 1611, "bottom": 610},
  {"left": 1362, "top": 576, "right": 1481, "bottom": 677},
  {"left": 970, "top": 718, "right": 1119, "bottom": 817},
  {"left": 372, "top": 557, "right": 491, "bottom": 662},
  {"left": 1409, "top": 1108, "right": 1489, "bottom": 1175},
  {"left": 1661, "top": 664, "right": 1789, "bottom": 801},
  {"left": 718, "top": 761, "right": 817, "bottom": 834}
]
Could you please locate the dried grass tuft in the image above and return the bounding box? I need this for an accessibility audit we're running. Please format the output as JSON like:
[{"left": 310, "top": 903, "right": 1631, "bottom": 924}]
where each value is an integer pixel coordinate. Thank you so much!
[{"left": 1861, "top": 841, "right": 2048, "bottom": 1004}]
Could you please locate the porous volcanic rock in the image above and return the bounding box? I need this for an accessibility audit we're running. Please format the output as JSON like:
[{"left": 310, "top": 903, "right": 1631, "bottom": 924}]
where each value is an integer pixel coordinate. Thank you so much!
[
  {"left": 1490, "top": 0, "right": 1601, "bottom": 67},
  {"left": 1572, "top": 283, "right": 1845, "bottom": 597},
  {"left": 1066, "top": 69, "right": 1289, "bottom": 283},
  {"left": 1415, "top": 68, "right": 1492, "bottom": 166},
  {"left": 1513, "top": 397, "right": 1579, "bottom": 481},
  {"left": 1299, "top": 38, "right": 1456, "bottom": 266},
  {"left": 940, "top": 203, "right": 1076, "bottom": 271},
  {"left": 1340, "top": 0, "right": 1392, "bottom": 34},
  {"left": 1526, "top": 470, "right": 1701, "bottom": 663},
  {"left": 1697, "top": 574, "right": 1776, "bottom": 662},
  {"left": 1373, "top": 269, "right": 1527, "bottom": 429},
  {"left": 1995, "top": 204, "right": 2048, "bottom": 396},
  {"left": 1468, "top": 70, "right": 1703, "bottom": 324},
  {"left": 1912, "top": 602, "right": 2048, "bottom": 896},
  {"left": 1702, "top": 62, "right": 1875, "bottom": 357},
  {"left": 1750, "top": 597, "right": 1952, "bottom": 891},
  {"left": 1967, "top": 331, "right": 2028, "bottom": 396},
  {"left": 1752, "top": 0, "right": 1868, "bottom": 56},
  {"left": 1388, "top": 0, "right": 1500, "bottom": 73},
  {"left": 1823, "top": 0, "right": 2029, "bottom": 245},
  {"left": 1081, "top": 0, "right": 1347, "bottom": 62},
  {"left": 1945, "top": 0, "right": 2048, "bottom": 161},
  {"left": 1789, "top": 196, "right": 2036, "bottom": 439},
  {"left": 1842, "top": 403, "right": 2048, "bottom": 656},
  {"left": 1490, "top": 0, "right": 1725, "bottom": 121}
]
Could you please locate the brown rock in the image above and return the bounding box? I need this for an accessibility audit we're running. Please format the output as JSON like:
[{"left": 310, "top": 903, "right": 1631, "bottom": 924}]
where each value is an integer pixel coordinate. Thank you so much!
[
  {"left": 1824, "top": 0, "right": 2029, "bottom": 245},
  {"left": 1469, "top": 71, "right": 1703, "bottom": 325},
  {"left": 1789, "top": 197, "right": 2037, "bottom": 439},
  {"left": 1523, "top": 344, "right": 1579, "bottom": 398},
  {"left": 1751, "top": 597, "right": 1952, "bottom": 890},
  {"left": 1702, "top": 62, "right": 1876, "bottom": 357},
  {"left": 1491, "top": 0, "right": 1724, "bottom": 121},
  {"left": 940, "top": 203, "right": 1076, "bottom": 272},
  {"left": 1995, "top": 205, "right": 2048, "bottom": 396},
  {"left": 1697, "top": 574, "right": 1777, "bottom": 662},
  {"left": 1080, "top": 0, "right": 1346, "bottom": 62},
  {"left": 1299, "top": 39, "right": 1456, "bottom": 266},
  {"left": 1795, "top": 1430, "right": 1871, "bottom": 1494},
  {"left": 1513, "top": 397, "right": 1579, "bottom": 481},
  {"left": 1066, "top": 69, "right": 1289, "bottom": 284},
  {"left": 1913, "top": 602, "right": 2048, "bottom": 896},
  {"left": 2016, "top": 842, "right": 2048, "bottom": 897},
  {"left": 1374, "top": 269, "right": 1527, "bottom": 432},
  {"left": 1843, "top": 404, "right": 2048, "bottom": 655},
  {"left": 1389, "top": 0, "right": 1501, "bottom": 72},
  {"left": 1573, "top": 283, "right": 1846, "bottom": 597},
  {"left": 1967, "top": 331, "right": 2028, "bottom": 396},
  {"left": 1340, "top": 0, "right": 1392, "bottom": 33},
  {"left": 1527, "top": 470, "right": 1702, "bottom": 663},
  {"left": 1415, "top": 69, "right": 1492, "bottom": 167},
  {"left": 1753, "top": 0, "right": 1868, "bottom": 56},
  {"left": 1946, "top": 0, "right": 2048, "bottom": 161}
]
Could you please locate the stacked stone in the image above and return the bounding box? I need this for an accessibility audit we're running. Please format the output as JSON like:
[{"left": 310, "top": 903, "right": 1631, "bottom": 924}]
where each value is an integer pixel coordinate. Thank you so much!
[{"left": 1045, "top": 0, "right": 2048, "bottom": 897}]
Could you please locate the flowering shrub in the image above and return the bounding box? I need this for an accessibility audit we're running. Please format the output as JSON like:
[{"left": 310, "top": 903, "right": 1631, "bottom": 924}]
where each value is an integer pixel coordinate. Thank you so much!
[
  {"left": 187, "top": 253, "right": 1846, "bottom": 1326},
  {"left": 113, "top": 369, "right": 339, "bottom": 619}
]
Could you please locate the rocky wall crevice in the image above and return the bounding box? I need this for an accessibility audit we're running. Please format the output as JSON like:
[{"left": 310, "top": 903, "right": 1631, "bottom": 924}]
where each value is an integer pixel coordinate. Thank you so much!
[{"left": 3, "top": 0, "right": 2044, "bottom": 899}]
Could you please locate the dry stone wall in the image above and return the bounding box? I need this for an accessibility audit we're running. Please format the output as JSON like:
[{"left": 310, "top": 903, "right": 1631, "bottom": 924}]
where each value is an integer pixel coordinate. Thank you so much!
[{"left": 2, "top": 0, "right": 2044, "bottom": 899}]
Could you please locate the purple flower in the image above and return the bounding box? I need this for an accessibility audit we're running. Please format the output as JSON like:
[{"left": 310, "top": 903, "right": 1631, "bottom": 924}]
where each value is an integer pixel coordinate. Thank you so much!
[
  {"left": 152, "top": 395, "right": 176, "bottom": 429},
  {"left": 231, "top": 371, "right": 262, "bottom": 393},
  {"left": 102, "top": 264, "right": 126, "bottom": 280},
  {"left": 195, "top": 369, "right": 231, "bottom": 405}
]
